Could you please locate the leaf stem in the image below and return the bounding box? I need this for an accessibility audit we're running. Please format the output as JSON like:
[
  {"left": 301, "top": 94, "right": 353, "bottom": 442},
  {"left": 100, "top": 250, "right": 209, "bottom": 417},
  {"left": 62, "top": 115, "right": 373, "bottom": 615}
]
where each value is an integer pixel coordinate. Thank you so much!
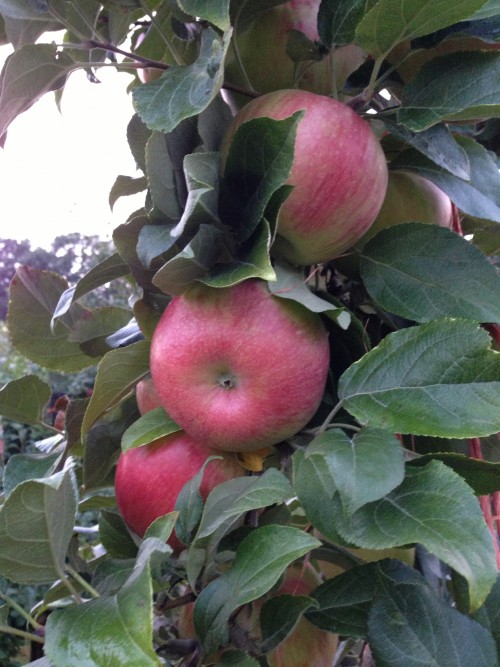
[
  {"left": 66, "top": 564, "right": 100, "bottom": 599},
  {"left": 0, "top": 625, "right": 44, "bottom": 644},
  {"left": 0, "top": 590, "right": 43, "bottom": 630},
  {"left": 326, "top": 422, "right": 361, "bottom": 433},
  {"left": 317, "top": 401, "right": 344, "bottom": 434}
]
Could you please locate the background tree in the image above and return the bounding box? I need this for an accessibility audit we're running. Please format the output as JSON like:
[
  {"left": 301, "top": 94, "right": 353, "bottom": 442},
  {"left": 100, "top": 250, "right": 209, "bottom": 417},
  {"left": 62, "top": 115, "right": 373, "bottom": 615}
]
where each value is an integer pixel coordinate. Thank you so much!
[{"left": 0, "top": 2, "right": 500, "bottom": 667}]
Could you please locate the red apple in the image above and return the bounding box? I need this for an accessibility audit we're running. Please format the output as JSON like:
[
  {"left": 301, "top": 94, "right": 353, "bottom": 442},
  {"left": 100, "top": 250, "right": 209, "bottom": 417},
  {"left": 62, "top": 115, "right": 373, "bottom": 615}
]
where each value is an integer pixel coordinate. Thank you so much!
[
  {"left": 225, "top": 0, "right": 332, "bottom": 96},
  {"left": 114, "top": 432, "right": 244, "bottom": 551},
  {"left": 223, "top": 90, "right": 388, "bottom": 265},
  {"left": 149, "top": 279, "right": 330, "bottom": 452},
  {"left": 136, "top": 376, "right": 162, "bottom": 415}
]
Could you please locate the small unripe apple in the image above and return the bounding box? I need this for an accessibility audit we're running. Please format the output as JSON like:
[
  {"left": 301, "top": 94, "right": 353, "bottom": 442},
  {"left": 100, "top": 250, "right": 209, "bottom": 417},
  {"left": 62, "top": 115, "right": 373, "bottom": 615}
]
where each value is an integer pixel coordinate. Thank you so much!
[
  {"left": 135, "top": 376, "right": 162, "bottom": 415},
  {"left": 225, "top": 0, "right": 331, "bottom": 96},
  {"left": 150, "top": 279, "right": 330, "bottom": 452},
  {"left": 114, "top": 432, "right": 244, "bottom": 551},
  {"left": 223, "top": 90, "right": 388, "bottom": 265}
]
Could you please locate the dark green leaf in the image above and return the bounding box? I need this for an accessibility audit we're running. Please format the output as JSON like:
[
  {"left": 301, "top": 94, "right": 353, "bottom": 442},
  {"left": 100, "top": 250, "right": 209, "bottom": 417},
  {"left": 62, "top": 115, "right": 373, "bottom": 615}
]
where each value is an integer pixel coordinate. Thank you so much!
[
  {"left": 0, "top": 470, "right": 77, "bottom": 584},
  {"left": 136, "top": 223, "right": 179, "bottom": 268},
  {"left": 132, "top": 27, "right": 230, "bottom": 134},
  {"left": 339, "top": 319, "right": 500, "bottom": 438},
  {"left": 109, "top": 175, "right": 148, "bottom": 211},
  {"left": 474, "top": 574, "right": 500, "bottom": 648},
  {"left": 398, "top": 51, "right": 500, "bottom": 131},
  {"left": 194, "top": 525, "right": 320, "bottom": 653},
  {"left": 409, "top": 453, "right": 500, "bottom": 495},
  {"left": 145, "top": 131, "right": 182, "bottom": 220},
  {"left": 99, "top": 510, "right": 138, "bottom": 559},
  {"left": 127, "top": 113, "right": 152, "bottom": 173},
  {"left": 361, "top": 223, "right": 500, "bottom": 323},
  {"left": 177, "top": 0, "right": 230, "bottom": 30},
  {"left": 121, "top": 407, "right": 181, "bottom": 451},
  {"left": 260, "top": 594, "right": 318, "bottom": 653},
  {"left": 0, "top": 375, "right": 50, "bottom": 425},
  {"left": 3, "top": 452, "right": 60, "bottom": 497},
  {"left": 318, "top": 0, "right": 368, "bottom": 47}
]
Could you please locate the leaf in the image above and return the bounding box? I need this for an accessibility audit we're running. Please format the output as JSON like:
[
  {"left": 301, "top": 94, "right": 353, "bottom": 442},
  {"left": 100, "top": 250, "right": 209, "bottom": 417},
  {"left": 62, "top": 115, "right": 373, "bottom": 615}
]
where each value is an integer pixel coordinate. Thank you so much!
[
  {"left": 474, "top": 574, "right": 500, "bottom": 647},
  {"left": 0, "top": 470, "right": 77, "bottom": 584},
  {"left": 194, "top": 525, "right": 320, "bottom": 653},
  {"left": 268, "top": 262, "right": 351, "bottom": 330},
  {"left": 44, "top": 539, "right": 166, "bottom": 667},
  {"left": 170, "top": 152, "right": 221, "bottom": 239},
  {"left": 178, "top": 0, "right": 230, "bottom": 30},
  {"left": 355, "top": 0, "right": 490, "bottom": 57},
  {"left": 409, "top": 453, "right": 500, "bottom": 496},
  {"left": 368, "top": 561, "right": 499, "bottom": 666},
  {"left": 338, "top": 319, "right": 500, "bottom": 438},
  {"left": 81, "top": 340, "right": 151, "bottom": 434},
  {"left": 98, "top": 510, "right": 138, "bottom": 559},
  {"left": 329, "top": 462, "right": 498, "bottom": 611},
  {"left": 108, "top": 175, "right": 148, "bottom": 210},
  {"left": 398, "top": 51, "right": 500, "bottom": 131},
  {"left": 382, "top": 120, "right": 470, "bottom": 180},
  {"left": 307, "top": 428, "right": 405, "bottom": 514},
  {"left": 317, "top": 0, "right": 368, "bottom": 47},
  {"left": 470, "top": 0, "right": 500, "bottom": 19},
  {"left": 201, "top": 219, "right": 276, "bottom": 288},
  {"left": 136, "top": 223, "right": 179, "bottom": 268},
  {"left": 0, "top": 375, "right": 50, "bottom": 425},
  {"left": 219, "top": 113, "right": 302, "bottom": 243},
  {"left": 132, "top": 27, "right": 231, "bottom": 134},
  {"left": 193, "top": 469, "right": 294, "bottom": 544},
  {"left": 145, "top": 132, "right": 182, "bottom": 220},
  {"left": 3, "top": 452, "right": 60, "bottom": 497},
  {"left": 215, "top": 651, "right": 260, "bottom": 667},
  {"left": 0, "top": 0, "right": 51, "bottom": 20},
  {"left": 7, "top": 267, "right": 94, "bottom": 372},
  {"left": 0, "top": 43, "right": 75, "bottom": 141},
  {"left": 390, "top": 136, "right": 500, "bottom": 223},
  {"left": 121, "top": 407, "right": 181, "bottom": 451},
  {"left": 260, "top": 594, "right": 319, "bottom": 653},
  {"left": 360, "top": 223, "right": 500, "bottom": 323}
]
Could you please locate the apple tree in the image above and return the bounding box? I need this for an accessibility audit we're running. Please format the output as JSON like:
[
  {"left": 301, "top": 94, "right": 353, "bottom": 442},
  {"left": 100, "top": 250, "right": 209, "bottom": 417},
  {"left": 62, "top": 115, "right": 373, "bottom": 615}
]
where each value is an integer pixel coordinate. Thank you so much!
[{"left": 1, "top": 1, "right": 500, "bottom": 666}]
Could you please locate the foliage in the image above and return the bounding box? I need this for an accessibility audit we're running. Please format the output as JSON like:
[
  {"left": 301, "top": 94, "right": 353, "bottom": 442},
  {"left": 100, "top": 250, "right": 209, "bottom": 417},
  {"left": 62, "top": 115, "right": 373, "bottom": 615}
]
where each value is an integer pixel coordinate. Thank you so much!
[{"left": 0, "top": 1, "right": 499, "bottom": 666}]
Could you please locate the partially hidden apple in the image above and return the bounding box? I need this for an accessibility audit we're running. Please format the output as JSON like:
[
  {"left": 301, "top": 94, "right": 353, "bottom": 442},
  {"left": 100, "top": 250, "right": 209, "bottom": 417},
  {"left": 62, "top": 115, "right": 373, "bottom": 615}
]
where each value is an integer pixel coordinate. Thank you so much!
[
  {"left": 114, "top": 432, "right": 244, "bottom": 551},
  {"left": 135, "top": 376, "right": 162, "bottom": 414},
  {"left": 150, "top": 279, "right": 330, "bottom": 452},
  {"left": 222, "top": 89, "right": 389, "bottom": 265}
]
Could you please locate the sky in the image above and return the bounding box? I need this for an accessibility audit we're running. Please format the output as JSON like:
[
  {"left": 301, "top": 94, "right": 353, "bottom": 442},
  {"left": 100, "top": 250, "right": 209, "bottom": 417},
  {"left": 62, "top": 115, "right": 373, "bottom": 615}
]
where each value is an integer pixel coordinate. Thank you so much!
[{"left": 0, "top": 42, "right": 145, "bottom": 249}]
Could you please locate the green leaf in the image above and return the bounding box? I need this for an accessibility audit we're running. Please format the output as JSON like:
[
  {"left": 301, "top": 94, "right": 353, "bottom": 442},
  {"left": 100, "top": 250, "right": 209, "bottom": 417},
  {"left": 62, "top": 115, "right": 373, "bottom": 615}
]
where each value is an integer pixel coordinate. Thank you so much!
[
  {"left": 268, "top": 262, "right": 351, "bottom": 330},
  {"left": 338, "top": 319, "right": 500, "bottom": 438},
  {"left": 470, "top": 0, "right": 500, "bottom": 18},
  {"left": 260, "top": 594, "right": 318, "bottom": 653},
  {"left": 132, "top": 27, "right": 231, "bottom": 134},
  {"left": 382, "top": 120, "right": 470, "bottom": 180},
  {"left": 0, "top": 375, "right": 50, "bottom": 425},
  {"left": 7, "top": 267, "right": 94, "bottom": 372},
  {"left": 355, "top": 0, "right": 490, "bottom": 56},
  {"left": 215, "top": 650, "right": 260, "bottom": 667},
  {"left": 307, "top": 428, "right": 405, "bottom": 514},
  {"left": 99, "top": 510, "right": 138, "bottom": 559},
  {"left": 360, "top": 223, "right": 500, "bottom": 323},
  {"left": 109, "top": 175, "right": 148, "bottom": 211},
  {"left": 201, "top": 219, "right": 276, "bottom": 288},
  {"left": 0, "top": 0, "right": 52, "bottom": 20},
  {"left": 193, "top": 469, "right": 294, "bottom": 544},
  {"left": 3, "top": 452, "right": 60, "bottom": 497},
  {"left": 391, "top": 136, "right": 500, "bottom": 223},
  {"left": 44, "top": 539, "right": 166, "bottom": 667},
  {"left": 0, "top": 43, "right": 75, "bottom": 141},
  {"left": 136, "top": 223, "right": 179, "bottom": 268},
  {"left": 121, "top": 407, "right": 181, "bottom": 451},
  {"left": 219, "top": 113, "right": 302, "bottom": 243},
  {"left": 368, "top": 561, "right": 499, "bottom": 666},
  {"left": 81, "top": 340, "right": 151, "bottom": 434},
  {"left": 145, "top": 131, "right": 182, "bottom": 221},
  {"left": 0, "top": 470, "right": 77, "bottom": 584},
  {"left": 329, "top": 462, "right": 498, "bottom": 611},
  {"left": 409, "top": 453, "right": 500, "bottom": 496},
  {"left": 474, "top": 574, "right": 500, "bottom": 647},
  {"left": 317, "top": 0, "right": 368, "bottom": 47},
  {"left": 178, "top": 0, "right": 230, "bottom": 30},
  {"left": 194, "top": 525, "right": 320, "bottom": 653},
  {"left": 398, "top": 51, "right": 500, "bottom": 131}
]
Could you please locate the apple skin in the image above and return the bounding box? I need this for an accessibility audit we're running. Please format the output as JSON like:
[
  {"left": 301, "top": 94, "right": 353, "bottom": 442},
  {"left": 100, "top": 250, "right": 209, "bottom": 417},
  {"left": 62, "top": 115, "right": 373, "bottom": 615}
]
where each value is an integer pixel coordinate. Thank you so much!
[
  {"left": 149, "top": 279, "right": 330, "bottom": 452},
  {"left": 223, "top": 90, "right": 388, "bottom": 265},
  {"left": 114, "top": 432, "right": 244, "bottom": 551},
  {"left": 135, "top": 376, "right": 162, "bottom": 415}
]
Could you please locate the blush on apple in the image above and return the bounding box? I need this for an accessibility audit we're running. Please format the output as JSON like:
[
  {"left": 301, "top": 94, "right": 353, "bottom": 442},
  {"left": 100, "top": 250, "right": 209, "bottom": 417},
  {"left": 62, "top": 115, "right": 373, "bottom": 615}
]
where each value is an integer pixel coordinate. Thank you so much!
[
  {"left": 222, "top": 89, "right": 389, "bottom": 266},
  {"left": 149, "top": 279, "right": 330, "bottom": 452},
  {"left": 114, "top": 432, "right": 244, "bottom": 551}
]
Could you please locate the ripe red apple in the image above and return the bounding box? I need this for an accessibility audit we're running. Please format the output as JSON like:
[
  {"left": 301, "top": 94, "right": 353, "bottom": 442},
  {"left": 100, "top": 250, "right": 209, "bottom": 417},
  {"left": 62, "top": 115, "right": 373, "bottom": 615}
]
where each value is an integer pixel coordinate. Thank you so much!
[
  {"left": 223, "top": 90, "right": 389, "bottom": 265},
  {"left": 356, "top": 170, "right": 454, "bottom": 246},
  {"left": 149, "top": 279, "right": 330, "bottom": 452},
  {"left": 114, "top": 432, "right": 244, "bottom": 551},
  {"left": 225, "top": 0, "right": 331, "bottom": 96},
  {"left": 135, "top": 376, "right": 162, "bottom": 415}
]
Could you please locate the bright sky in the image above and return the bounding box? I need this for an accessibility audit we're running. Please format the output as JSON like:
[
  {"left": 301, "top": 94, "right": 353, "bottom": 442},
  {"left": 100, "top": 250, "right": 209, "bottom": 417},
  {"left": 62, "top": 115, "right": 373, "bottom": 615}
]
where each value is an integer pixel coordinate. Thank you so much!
[{"left": 0, "top": 42, "right": 145, "bottom": 249}]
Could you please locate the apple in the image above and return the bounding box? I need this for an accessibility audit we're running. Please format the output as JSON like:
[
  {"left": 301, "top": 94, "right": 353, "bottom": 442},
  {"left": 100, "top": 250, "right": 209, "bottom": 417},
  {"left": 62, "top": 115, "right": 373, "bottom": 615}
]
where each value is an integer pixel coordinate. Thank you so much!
[
  {"left": 149, "top": 279, "right": 330, "bottom": 452},
  {"left": 114, "top": 431, "right": 244, "bottom": 551},
  {"left": 225, "top": 0, "right": 331, "bottom": 96},
  {"left": 222, "top": 89, "right": 389, "bottom": 265},
  {"left": 135, "top": 376, "right": 162, "bottom": 414}
]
